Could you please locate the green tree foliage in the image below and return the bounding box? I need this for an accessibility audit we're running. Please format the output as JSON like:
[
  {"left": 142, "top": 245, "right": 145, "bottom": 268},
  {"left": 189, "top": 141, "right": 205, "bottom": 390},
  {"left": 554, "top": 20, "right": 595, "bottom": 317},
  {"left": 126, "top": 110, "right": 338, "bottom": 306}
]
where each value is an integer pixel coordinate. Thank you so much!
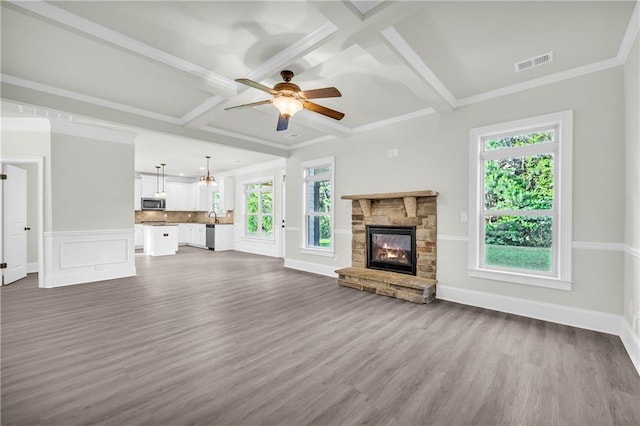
[{"left": 484, "top": 132, "right": 554, "bottom": 248}]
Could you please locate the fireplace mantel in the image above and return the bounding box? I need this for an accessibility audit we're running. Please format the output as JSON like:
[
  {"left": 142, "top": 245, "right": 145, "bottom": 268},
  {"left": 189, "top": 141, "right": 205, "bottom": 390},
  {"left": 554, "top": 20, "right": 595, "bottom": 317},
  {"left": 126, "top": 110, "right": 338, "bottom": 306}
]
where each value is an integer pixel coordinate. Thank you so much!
[
  {"left": 337, "top": 190, "right": 438, "bottom": 304},
  {"left": 342, "top": 191, "right": 438, "bottom": 218}
]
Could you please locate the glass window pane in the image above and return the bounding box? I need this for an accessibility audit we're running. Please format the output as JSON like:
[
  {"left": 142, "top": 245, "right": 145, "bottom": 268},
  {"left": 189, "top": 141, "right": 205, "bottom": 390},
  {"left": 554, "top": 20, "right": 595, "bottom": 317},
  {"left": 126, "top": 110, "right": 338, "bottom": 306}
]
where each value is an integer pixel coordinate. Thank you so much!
[
  {"left": 260, "top": 181, "right": 273, "bottom": 189},
  {"left": 484, "top": 215, "right": 552, "bottom": 272},
  {"left": 262, "top": 215, "right": 273, "bottom": 236},
  {"left": 307, "top": 165, "right": 331, "bottom": 177},
  {"left": 262, "top": 192, "right": 273, "bottom": 214},
  {"left": 247, "top": 215, "right": 258, "bottom": 234},
  {"left": 484, "top": 154, "right": 553, "bottom": 210},
  {"left": 307, "top": 215, "right": 331, "bottom": 248},
  {"left": 307, "top": 180, "right": 331, "bottom": 213},
  {"left": 246, "top": 183, "right": 260, "bottom": 191},
  {"left": 246, "top": 192, "right": 259, "bottom": 214},
  {"left": 484, "top": 130, "right": 554, "bottom": 151}
]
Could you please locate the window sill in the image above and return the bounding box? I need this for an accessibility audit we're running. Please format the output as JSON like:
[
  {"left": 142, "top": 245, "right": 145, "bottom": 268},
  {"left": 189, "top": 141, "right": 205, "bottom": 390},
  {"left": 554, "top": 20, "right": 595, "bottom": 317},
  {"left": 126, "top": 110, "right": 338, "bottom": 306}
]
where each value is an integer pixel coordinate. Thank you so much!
[
  {"left": 468, "top": 268, "right": 572, "bottom": 291},
  {"left": 300, "top": 247, "right": 335, "bottom": 258}
]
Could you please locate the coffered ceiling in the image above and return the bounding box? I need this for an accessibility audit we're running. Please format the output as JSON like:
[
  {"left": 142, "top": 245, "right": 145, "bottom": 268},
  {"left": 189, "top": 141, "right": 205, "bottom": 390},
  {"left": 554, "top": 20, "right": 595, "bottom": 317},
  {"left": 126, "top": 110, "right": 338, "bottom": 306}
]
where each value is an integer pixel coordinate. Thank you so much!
[{"left": 1, "top": 1, "right": 638, "bottom": 176}]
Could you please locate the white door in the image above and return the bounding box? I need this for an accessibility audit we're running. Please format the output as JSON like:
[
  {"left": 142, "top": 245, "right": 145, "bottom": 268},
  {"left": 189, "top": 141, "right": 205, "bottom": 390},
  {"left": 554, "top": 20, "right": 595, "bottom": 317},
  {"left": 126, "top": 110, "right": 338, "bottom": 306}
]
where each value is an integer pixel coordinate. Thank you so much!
[{"left": 3, "top": 164, "right": 28, "bottom": 285}]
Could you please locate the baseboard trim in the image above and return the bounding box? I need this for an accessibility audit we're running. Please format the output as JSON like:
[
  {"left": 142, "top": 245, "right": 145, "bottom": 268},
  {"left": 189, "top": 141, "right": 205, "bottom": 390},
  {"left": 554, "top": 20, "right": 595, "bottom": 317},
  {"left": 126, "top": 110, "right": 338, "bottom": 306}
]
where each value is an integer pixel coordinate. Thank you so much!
[
  {"left": 620, "top": 318, "right": 640, "bottom": 376},
  {"left": 26, "top": 262, "right": 39, "bottom": 273},
  {"left": 436, "top": 284, "right": 622, "bottom": 335},
  {"left": 283, "top": 258, "right": 340, "bottom": 278}
]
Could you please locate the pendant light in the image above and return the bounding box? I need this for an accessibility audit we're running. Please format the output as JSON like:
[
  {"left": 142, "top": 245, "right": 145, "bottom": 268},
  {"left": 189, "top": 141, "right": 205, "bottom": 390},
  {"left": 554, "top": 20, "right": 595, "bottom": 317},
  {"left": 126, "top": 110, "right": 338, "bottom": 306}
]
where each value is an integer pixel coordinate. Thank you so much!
[
  {"left": 153, "top": 165, "right": 162, "bottom": 198},
  {"left": 199, "top": 156, "right": 216, "bottom": 186},
  {"left": 157, "top": 163, "right": 167, "bottom": 198}
]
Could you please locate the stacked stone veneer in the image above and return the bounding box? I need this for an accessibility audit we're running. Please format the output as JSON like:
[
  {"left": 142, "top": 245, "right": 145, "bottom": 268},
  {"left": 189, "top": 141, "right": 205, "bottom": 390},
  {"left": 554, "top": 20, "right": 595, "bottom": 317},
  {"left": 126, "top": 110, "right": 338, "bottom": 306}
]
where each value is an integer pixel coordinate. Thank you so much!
[{"left": 336, "top": 191, "right": 438, "bottom": 304}]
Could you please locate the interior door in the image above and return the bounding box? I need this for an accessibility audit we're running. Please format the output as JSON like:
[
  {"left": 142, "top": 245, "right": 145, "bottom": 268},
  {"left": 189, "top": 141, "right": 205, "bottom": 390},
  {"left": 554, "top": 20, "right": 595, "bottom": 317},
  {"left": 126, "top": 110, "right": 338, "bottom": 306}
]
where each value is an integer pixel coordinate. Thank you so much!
[{"left": 3, "top": 164, "right": 28, "bottom": 285}]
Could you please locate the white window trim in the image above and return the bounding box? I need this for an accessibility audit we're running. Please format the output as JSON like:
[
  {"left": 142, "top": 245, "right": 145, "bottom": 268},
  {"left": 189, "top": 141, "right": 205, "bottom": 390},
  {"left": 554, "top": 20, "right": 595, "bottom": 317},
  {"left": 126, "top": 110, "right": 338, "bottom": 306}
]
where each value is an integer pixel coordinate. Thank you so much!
[
  {"left": 468, "top": 110, "right": 573, "bottom": 290},
  {"left": 301, "top": 156, "right": 335, "bottom": 255},
  {"left": 242, "top": 176, "right": 275, "bottom": 241}
]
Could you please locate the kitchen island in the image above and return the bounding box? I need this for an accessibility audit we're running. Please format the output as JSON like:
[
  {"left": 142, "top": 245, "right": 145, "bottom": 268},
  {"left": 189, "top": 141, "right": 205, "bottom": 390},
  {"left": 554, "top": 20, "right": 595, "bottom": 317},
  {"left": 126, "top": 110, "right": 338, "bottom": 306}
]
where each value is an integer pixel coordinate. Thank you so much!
[{"left": 143, "top": 223, "right": 179, "bottom": 256}]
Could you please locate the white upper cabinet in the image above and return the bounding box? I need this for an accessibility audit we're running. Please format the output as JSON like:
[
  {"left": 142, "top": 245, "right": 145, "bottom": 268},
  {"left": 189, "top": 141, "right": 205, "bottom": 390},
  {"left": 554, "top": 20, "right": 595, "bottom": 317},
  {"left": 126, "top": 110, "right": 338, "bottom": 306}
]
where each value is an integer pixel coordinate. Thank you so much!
[
  {"left": 219, "top": 177, "right": 235, "bottom": 212},
  {"left": 140, "top": 175, "right": 157, "bottom": 198},
  {"left": 134, "top": 177, "right": 142, "bottom": 210}
]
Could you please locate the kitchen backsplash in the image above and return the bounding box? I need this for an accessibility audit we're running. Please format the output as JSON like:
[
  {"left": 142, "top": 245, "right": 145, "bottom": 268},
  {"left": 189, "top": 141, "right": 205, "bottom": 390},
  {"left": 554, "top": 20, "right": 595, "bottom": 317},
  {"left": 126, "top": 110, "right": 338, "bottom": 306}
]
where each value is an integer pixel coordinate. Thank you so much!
[{"left": 135, "top": 210, "right": 234, "bottom": 224}]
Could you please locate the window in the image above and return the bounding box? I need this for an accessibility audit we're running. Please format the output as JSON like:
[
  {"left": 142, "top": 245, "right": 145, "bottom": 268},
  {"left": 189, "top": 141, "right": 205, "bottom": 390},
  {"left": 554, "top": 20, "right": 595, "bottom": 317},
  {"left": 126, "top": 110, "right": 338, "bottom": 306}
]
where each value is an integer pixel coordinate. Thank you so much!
[
  {"left": 302, "top": 157, "right": 334, "bottom": 253},
  {"left": 468, "top": 111, "right": 572, "bottom": 290},
  {"left": 213, "top": 191, "right": 221, "bottom": 213},
  {"left": 244, "top": 180, "right": 273, "bottom": 239}
]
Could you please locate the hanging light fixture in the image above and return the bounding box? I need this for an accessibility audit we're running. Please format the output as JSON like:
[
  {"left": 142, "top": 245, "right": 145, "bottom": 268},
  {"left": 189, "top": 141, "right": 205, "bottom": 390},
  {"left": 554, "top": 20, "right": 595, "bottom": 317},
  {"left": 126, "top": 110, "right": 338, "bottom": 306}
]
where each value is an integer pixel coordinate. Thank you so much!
[
  {"left": 199, "top": 156, "right": 216, "bottom": 186},
  {"left": 153, "top": 165, "right": 162, "bottom": 198},
  {"left": 157, "top": 163, "right": 167, "bottom": 198}
]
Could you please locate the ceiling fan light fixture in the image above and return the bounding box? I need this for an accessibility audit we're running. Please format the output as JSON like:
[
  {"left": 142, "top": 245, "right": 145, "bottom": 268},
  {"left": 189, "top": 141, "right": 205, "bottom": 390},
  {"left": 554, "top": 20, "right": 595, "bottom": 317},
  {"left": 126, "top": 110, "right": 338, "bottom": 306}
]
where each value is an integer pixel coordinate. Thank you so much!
[{"left": 272, "top": 96, "right": 303, "bottom": 118}]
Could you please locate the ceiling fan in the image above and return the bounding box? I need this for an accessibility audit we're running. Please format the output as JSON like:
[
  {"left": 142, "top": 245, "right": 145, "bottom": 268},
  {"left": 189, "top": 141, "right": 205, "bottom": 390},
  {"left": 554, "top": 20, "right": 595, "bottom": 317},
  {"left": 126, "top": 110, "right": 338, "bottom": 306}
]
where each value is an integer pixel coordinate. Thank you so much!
[{"left": 225, "top": 70, "right": 344, "bottom": 131}]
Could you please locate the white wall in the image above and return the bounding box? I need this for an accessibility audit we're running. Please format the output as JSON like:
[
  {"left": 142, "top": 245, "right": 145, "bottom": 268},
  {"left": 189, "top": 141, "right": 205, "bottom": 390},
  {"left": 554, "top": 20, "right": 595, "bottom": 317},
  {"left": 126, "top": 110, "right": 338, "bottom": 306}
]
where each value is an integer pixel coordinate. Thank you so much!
[
  {"left": 286, "top": 66, "right": 627, "bottom": 315},
  {"left": 50, "top": 133, "right": 134, "bottom": 231},
  {"left": 624, "top": 35, "right": 640, "bottom": 342}
]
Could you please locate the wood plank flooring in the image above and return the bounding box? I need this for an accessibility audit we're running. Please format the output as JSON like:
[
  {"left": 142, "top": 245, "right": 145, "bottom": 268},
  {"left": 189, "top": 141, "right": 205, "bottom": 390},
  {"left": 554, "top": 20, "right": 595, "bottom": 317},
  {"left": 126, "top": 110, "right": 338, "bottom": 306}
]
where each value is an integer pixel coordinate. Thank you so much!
[{"left": 2, "top": 247, "right": 640, "bottom": 425}]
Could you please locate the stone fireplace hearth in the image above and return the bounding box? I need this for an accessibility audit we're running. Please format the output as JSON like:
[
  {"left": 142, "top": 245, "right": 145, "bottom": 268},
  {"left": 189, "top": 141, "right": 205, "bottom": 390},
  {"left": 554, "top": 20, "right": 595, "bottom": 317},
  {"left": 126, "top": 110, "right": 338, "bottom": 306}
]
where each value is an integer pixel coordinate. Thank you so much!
[{"left": 336, "top": 191, "right": 438, "bottom": 304}]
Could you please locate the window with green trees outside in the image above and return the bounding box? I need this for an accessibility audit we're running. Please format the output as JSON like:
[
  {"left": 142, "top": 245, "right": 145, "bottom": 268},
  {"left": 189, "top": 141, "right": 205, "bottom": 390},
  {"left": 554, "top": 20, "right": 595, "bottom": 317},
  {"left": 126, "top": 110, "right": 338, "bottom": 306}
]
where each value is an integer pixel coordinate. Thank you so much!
[
  {"left": 303, "top": 158, "right": 333, "bottom": 251},
  {"left": 469, "top": 110, "right": 573, "bottom": 289},
  {"left": 244, "top": 180, "right": 273, "bottom": 239}
]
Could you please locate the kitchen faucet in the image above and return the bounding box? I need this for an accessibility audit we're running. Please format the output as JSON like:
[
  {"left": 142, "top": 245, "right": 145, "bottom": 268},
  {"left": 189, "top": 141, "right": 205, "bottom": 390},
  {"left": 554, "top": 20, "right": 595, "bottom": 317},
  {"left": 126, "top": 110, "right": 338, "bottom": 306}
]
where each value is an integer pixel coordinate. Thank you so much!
[{"left": 208, "top": 210, "right": 219, "bottom": 223}]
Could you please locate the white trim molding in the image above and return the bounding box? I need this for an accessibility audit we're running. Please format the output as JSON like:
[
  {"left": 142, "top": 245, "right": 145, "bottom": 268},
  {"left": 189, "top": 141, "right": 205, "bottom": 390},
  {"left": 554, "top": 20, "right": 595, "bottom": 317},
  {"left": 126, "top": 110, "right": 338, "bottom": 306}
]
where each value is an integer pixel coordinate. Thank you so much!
[
  {"left": 43, "top": 229, "right": 136, "bottom": 288},
  {"left": 50, "top": 120, "right": 137, "bottom": 145},
  {"left": 436, "top": 284, "right": 621, "bottom": 335},
  {"left": 283, "top": 258, "right": 341, "bottom": 278},
  {"left": 625, "top": 245, "right": 640, "bottom": 258},
  {"left": 1, "top": 117, "right": 51, "bottom": 133},
  {"left": 620, "top": 318, "right": 640, "bottom": 375}
]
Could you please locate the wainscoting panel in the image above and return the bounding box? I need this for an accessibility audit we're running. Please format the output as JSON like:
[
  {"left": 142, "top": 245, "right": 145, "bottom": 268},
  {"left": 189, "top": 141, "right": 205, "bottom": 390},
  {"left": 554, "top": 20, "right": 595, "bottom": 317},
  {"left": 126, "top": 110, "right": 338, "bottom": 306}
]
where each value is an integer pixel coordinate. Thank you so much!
[{"left": 44, "top": 229, "right": 136, "bottom": 288}]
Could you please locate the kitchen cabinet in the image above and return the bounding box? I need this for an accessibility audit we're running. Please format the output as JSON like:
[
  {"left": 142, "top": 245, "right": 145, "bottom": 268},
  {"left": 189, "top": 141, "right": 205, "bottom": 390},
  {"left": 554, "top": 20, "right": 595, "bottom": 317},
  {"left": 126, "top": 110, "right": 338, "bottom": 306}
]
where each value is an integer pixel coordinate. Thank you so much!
[
  {"left": 140, "top": 175, "right": 157, "bottom": 198},
  {"left": 214, "top": 224, "right": 234, "bottom": 251},
  {"left": 178, "top": 223, "right": 189, "bottom": 245},
  {"left": 165, "top": 182, "right": 187, "bottom": 211},
  {"left": 143, "top": 224, "right": 178, "bottom": 256},
  {"left": 188, "top": 224, "right": 206, "bottom": 247},
  {"left": 134, "top": 224, "right": 144, "bottom": 248},
  {"left": 134, "top": 178, "right": 142, "bottom": 210}
]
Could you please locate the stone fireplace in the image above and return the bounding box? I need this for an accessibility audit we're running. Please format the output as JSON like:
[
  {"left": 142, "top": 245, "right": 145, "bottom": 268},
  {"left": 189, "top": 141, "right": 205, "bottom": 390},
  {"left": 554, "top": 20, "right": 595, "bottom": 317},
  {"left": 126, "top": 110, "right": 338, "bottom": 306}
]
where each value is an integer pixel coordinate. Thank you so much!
[{"left": 336, "top": 191, "right": 438, "bottom": 304}]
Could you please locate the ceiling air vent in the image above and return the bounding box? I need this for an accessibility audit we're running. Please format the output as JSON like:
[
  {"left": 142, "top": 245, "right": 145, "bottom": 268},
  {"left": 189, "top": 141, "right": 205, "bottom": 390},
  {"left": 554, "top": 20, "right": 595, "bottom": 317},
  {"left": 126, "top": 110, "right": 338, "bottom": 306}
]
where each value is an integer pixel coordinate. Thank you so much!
[{"left": 514, "top": 52, "right": 553, "bottom": 72}]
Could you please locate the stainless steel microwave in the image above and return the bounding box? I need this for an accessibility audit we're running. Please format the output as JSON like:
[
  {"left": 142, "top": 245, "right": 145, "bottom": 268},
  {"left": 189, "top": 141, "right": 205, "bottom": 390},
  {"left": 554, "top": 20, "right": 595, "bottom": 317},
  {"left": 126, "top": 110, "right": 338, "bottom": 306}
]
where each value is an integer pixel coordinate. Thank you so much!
[{"left": 141, "top": 198, "right": 166, "bottom": 211}]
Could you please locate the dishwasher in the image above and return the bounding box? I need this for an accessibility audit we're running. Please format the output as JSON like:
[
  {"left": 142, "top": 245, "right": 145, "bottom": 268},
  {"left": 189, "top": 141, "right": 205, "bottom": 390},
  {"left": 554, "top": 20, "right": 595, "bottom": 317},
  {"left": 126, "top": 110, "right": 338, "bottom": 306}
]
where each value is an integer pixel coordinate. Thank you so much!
[{"left": 206, "top": 224, "right": 215, "bottom": 250}]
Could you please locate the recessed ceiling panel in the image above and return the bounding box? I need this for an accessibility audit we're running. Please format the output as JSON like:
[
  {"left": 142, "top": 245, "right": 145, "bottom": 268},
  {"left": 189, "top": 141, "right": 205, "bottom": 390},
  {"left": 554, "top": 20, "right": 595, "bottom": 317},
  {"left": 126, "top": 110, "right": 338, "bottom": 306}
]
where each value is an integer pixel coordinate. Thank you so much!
[
  {"left": 395, "top": 1, "right": 635, "bottom": 99},
  {"left": 1, "top": 5, "right": 213, "bottom": 118},
  {"left": 290, "top": 44, "right": 429, "bottom": 128},
  {"left": 53, "top": 1, "right": 329, "bottom": 79}
]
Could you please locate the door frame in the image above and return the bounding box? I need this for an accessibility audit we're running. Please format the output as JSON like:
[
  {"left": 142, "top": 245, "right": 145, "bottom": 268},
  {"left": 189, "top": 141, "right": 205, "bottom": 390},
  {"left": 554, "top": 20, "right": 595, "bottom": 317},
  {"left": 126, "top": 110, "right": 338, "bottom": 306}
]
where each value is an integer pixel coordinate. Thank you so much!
[{"left": 0, "top": 156, "right": 44, "bottom": 288}]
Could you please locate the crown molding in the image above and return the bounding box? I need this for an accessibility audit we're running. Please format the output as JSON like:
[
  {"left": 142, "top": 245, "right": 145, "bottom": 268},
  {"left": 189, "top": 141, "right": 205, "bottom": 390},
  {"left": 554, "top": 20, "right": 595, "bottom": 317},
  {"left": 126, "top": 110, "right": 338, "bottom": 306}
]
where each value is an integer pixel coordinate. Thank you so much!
[
  {"left": 1, "top": 117, "right": 51, "bottom": 133},
  {"left": 50, "top": 120, "right": 137, "bottom": 144},
  {"left": 223, "top": 158, "right": 286, "bottom": 177},
  {"left": 1, "top": 74, "right": 181, "bottom": 124},
  {"left": 455, "top": 57, "right": 623, "bottom": 107},
  {"left": 288, "top": 135, "right": 336, "bottom": 150},
  {"left": 8, "top": 0, "right": 237, "bottom": 97}
]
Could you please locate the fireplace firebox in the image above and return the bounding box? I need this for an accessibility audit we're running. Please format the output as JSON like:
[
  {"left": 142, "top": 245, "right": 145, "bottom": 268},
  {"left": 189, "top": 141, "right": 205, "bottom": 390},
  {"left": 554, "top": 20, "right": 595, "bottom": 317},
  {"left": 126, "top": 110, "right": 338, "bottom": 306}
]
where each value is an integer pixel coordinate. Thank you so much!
[{"left": 366, "top": 226, "right": 417, "bottom": 275}]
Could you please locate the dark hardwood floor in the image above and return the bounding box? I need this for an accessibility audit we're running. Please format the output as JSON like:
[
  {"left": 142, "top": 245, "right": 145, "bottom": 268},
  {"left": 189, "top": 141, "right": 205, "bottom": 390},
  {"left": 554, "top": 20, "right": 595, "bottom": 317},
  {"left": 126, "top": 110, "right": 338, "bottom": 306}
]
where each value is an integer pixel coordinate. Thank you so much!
[{"left": 2, "top": 247, "right": 640, "bottom": 425}]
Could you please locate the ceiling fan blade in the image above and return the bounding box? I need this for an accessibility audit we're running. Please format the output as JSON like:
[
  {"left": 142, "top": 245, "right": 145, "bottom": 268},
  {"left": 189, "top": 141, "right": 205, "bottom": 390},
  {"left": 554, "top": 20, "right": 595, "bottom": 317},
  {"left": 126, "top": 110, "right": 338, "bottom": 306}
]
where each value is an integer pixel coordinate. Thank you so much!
[
  {"left": 299, "top": 87, "right": 342, "bottom": 99},
  {"left": 276, "top": 113, "right": 290, "bottom": 131},
  {"left": 224, "top": 99, "right": 272, "bottom": 111},
  {"left": 303, "top": 101, "right": 345, "bottom": 121},
  {"left": 235, "top": 78, "right": 278, "bottom": 95}
]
